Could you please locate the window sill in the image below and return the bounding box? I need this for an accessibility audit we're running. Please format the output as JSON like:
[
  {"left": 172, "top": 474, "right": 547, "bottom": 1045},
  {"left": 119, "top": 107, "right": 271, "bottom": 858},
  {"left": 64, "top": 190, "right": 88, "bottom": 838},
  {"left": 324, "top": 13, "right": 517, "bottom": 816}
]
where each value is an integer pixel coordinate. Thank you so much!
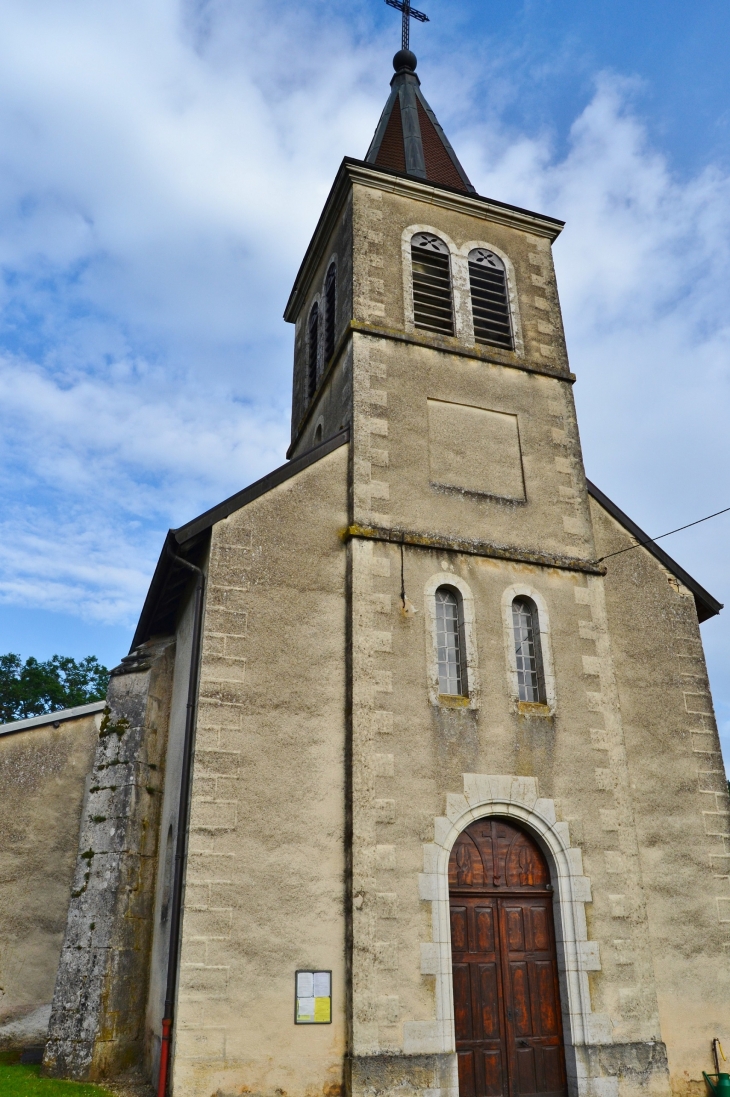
[
  {"left": 438, "top": 694, "right": 470, "bottom": 708},
  {"left": 517, "top": 701, "right": 552, "bottom": 718}
]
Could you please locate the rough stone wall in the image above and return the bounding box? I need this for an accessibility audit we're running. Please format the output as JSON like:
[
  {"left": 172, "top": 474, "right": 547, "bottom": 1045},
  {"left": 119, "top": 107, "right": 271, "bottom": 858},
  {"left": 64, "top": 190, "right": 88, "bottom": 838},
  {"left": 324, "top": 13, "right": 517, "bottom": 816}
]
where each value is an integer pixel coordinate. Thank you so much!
[
  {"left": 590, "top": 498, "right": 730, "bottom": 1096},
  {"left": 169, "top": 446, "right": 349, "bottom": 1097},
  {"left": 43, "top": 637, "right": 175, "bottom": 1080},
  {"left": 0, "top": 709, "right": 101, "bottom": 1049}
]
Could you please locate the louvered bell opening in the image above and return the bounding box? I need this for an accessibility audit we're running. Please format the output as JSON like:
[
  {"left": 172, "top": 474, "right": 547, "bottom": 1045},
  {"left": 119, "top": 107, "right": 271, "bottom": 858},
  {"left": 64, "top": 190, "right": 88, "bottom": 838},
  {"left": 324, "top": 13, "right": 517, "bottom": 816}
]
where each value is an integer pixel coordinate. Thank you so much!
[
  {"left": 324, "top": 266, "right": 336, "bottom": 363},
  {"left": 307, "top": 305, "right": 319, "bottom": 400},
  {"left": 469, "top": 262, "right": 513, "bottom": 350},
  {"left": 412, "top": 246, "right": 454, "bottom": 336}
]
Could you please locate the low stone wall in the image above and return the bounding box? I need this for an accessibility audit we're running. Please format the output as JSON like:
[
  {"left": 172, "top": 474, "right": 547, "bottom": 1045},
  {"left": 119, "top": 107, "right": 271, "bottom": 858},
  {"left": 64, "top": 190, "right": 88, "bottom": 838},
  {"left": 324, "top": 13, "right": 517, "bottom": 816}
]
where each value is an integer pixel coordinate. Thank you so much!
[{"left": 0, "top": 702, "right": 103, "bottom": 1050}]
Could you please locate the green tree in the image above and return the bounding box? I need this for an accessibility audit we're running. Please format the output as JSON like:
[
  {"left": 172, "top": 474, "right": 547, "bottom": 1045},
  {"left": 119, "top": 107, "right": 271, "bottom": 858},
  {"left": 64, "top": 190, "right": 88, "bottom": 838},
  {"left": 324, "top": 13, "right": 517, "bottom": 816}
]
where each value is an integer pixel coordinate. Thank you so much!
[{"left": 0, "top": 654, "right": 110, "bottom": 723}]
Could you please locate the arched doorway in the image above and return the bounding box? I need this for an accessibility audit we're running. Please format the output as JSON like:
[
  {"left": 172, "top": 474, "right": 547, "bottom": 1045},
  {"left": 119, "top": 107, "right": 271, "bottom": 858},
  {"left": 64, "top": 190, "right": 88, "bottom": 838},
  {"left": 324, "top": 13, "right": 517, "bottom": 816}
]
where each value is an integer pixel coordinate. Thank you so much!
[{"left": 449, "top": 817, "right": 568, "bottom": 1097}]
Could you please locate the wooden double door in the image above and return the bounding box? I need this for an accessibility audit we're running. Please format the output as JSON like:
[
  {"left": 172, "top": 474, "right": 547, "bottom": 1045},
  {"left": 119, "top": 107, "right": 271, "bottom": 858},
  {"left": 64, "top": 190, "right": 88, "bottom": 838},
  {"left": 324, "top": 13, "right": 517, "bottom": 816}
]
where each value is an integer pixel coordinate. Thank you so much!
[{"left": 449, "top": 819, "right": 568, "bottom": 1097}]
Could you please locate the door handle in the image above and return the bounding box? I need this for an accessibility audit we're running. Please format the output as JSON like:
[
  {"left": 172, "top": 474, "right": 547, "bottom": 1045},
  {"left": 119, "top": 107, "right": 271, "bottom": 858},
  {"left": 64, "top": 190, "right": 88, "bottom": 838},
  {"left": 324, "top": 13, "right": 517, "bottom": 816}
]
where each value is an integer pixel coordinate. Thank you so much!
[{"left": 517, "top": 1041, "right": 529, "bottom": 1048}]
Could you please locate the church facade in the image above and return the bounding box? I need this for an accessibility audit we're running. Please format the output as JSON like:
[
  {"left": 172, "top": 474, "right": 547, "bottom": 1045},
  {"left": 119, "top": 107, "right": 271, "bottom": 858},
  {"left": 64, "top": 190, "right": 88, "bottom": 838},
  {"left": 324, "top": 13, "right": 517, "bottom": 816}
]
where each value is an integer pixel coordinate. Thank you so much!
[{"left": 13, "top": 47, "right": 728, "bottom": 1097}]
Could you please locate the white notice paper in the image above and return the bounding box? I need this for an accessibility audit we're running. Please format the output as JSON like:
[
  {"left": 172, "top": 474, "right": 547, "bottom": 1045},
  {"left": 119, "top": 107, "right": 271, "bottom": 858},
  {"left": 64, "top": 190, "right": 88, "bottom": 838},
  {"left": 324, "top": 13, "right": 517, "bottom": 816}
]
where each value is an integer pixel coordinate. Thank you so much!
[
  {"left": 297, "top": 972, "right": 314, "bottom": 997},
  {"left": 313, "top": 972, "right": 330, "bottom": 997},
  {"left": 297, "top": 997, "right": 315, "bottom": 1022}
]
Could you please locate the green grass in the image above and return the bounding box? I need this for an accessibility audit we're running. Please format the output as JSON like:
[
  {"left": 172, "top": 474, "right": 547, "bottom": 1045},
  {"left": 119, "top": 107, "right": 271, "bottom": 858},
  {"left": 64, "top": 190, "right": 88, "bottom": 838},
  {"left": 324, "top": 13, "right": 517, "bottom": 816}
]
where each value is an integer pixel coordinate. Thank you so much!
[{"left": 0, "top": 1054, "right": 116, "bottom": 1097}]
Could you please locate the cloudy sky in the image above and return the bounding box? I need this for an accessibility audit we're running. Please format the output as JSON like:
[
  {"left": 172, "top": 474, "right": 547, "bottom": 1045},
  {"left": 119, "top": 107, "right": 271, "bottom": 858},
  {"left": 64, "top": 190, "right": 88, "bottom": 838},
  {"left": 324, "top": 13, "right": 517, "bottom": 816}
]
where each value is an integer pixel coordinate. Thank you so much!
[{"left": 0, "top": 0, "right": 728, "bottom": 764}]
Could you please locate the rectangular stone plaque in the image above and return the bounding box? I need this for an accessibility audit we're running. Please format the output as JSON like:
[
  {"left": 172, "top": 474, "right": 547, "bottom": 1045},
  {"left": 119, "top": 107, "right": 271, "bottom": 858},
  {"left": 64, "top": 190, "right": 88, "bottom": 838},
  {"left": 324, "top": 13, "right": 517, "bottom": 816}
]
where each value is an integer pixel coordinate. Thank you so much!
[{"left": 427, "top": 398, "right": 525, "bottom": 500}]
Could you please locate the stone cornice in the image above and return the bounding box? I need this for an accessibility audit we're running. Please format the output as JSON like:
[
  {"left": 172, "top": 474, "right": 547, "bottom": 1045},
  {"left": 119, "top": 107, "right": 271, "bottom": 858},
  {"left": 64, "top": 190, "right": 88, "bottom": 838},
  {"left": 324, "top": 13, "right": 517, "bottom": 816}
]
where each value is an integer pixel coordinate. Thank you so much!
[
  {"left": 349, "top": 321, "right": 576, "bottom": 382},
  {"left": 343, "top": 159, "right": 564, "bottom": 240},
  {"left": 342, "top": 523, "right": 606, "bottom": 576},
  {"left": 287, "top": 320, "right": 575, "bottom": 458}
]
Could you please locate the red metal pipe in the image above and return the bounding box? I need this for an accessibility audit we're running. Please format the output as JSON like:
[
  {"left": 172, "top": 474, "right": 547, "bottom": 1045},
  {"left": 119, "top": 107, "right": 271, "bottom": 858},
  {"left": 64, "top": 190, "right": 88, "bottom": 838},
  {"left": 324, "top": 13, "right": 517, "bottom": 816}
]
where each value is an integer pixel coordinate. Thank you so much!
[{"left": 157, "top": 1017, "right": 172, "bottom": 1097}]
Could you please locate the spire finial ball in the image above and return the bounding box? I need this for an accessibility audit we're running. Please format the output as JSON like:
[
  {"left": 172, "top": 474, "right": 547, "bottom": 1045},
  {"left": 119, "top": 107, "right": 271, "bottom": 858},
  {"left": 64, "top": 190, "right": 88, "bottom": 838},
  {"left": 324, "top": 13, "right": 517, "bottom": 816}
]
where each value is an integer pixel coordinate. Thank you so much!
[{"left": 393, "top": 48, "right": 417, "bottom": 72}]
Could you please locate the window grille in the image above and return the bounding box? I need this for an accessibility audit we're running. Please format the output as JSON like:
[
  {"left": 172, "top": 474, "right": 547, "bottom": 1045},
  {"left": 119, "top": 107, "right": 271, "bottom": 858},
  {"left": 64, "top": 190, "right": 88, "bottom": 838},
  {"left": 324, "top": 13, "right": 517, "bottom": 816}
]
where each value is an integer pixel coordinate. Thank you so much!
[
  {"left": 468, "top": 248, "right": 513, "bottom": 350},
  {"left": 411, "top": 233, "right": 454, "bottom": 336},
  {"left": 512, "top": 597, "right": 546, "bottom": 703},
  {"left": 324, "top": 263, "right": 336, "bottom": 363},
  {"left": 307, "top": 302, "right": 319, "bottom": 400},
  {"left": 435, "top": 587, "right": 467, "bottom": 695}
]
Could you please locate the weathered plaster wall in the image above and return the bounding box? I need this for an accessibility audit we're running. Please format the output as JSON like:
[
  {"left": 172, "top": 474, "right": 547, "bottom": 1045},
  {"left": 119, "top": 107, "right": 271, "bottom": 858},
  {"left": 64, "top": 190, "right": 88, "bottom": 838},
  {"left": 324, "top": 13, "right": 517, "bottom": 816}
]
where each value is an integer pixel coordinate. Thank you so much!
[
  {"left": 0, "top": 709, "right": 101, "bottom": 1048},
  {"left": 348, "top": 531, "right": 672, "bottom": 1097},
  {"left": 170, "top": 444, "right": 349, "bottom": 1097},
  {"left": 590, "top": 497, "right": 730, "bottom": 1096}
]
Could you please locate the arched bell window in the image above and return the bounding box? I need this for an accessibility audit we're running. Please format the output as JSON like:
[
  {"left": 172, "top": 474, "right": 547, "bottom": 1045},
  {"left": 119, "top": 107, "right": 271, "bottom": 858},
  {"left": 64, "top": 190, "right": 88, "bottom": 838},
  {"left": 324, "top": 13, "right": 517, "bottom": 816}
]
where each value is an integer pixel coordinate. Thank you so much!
[
  {"left": 324, "top": 263, "right": 336, "bottom": 364},
  {"left": 307, "top": 302, "right": 319, "bottom": 400},
  {"left": 411, "top": 232, "right": 454, "bottom": 336},
  {"left": 512, "top": 596, "right": 546, "bottom": 703},
  {"left": 435, "top": 586, "right": 467, "bottom": 696},
  {"left": 468, "top": 248, "right": 513, "bottom": 350}
]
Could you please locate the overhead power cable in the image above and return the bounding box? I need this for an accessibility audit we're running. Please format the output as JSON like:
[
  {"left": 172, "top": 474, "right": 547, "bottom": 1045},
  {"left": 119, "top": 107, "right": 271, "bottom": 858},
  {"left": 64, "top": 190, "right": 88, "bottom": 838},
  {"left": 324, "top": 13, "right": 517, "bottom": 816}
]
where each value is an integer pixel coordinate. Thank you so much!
[{"left": 598, "top": 505, "right": 730, "bottom": 563}]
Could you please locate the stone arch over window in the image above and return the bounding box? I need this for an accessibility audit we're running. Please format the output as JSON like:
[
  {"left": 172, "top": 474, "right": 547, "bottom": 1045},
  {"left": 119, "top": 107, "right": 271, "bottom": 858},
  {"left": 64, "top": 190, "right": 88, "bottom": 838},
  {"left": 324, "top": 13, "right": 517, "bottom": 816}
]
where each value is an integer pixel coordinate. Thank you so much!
[
  {"left": 501, "top": 584, "right": 556, "bottom": 712},
  {"left": 424, "top": 572, "right": 480, "bottom": 708},
  {"left": 458, "top": 239, "right": 524, "bottom": 355},
  {"left": 408, "top": 774, "right": 609, "bottom": 1085}
]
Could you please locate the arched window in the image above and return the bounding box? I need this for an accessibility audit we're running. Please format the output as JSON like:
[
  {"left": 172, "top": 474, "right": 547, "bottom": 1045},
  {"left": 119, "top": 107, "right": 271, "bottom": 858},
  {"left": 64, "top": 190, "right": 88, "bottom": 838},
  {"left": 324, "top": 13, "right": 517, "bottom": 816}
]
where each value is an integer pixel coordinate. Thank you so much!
[
  {"left": 411, "top": 232, "right": 454, "bottom": 336},
  {"left": 468, "top": 248, "right": 513, "bottom": 350},
  {"left": 435, "top": 586, "right": 467, "bottom": 696},
  {"left": 307, "top": 302, "right": 319, "bottom": 400},
  {"left": 512, "top": 597, "right": 546, "bottom": 703},
  {"left": 324, "top": 263, "right": 336, "bottom": 363}
]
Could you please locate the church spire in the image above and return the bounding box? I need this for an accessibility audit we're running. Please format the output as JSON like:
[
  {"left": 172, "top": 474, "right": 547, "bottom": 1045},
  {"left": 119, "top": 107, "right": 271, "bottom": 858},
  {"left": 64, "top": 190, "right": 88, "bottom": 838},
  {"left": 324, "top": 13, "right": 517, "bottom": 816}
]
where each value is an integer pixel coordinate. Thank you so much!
[{"left": 365, "top": 50, "right": 476, "bottom": 194}]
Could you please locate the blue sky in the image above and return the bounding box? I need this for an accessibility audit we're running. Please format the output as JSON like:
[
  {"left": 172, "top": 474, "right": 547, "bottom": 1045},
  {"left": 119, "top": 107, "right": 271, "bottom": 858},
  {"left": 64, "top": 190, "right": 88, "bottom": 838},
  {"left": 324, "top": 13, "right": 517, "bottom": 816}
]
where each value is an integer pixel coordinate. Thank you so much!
[{"left": 0, "top": 0, "right": 728, "bottom": 764}]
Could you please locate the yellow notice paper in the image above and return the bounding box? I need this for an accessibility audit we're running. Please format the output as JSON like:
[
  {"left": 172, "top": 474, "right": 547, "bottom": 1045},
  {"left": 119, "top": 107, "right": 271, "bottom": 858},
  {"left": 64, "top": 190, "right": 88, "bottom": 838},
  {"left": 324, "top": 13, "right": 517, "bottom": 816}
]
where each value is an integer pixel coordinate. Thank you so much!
[{"left": 314, "top": 997, "right": 331, "bottom": 1023}]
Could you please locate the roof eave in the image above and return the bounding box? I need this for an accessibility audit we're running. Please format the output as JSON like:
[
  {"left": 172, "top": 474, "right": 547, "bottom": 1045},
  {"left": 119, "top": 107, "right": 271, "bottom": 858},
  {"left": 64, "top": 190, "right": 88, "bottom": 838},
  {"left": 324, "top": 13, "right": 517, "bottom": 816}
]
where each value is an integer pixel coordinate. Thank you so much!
[
  {"left": 587, "top": 480, "right": 723, "bottom": 623},
  {"left": 130, "top": 429, "right": 351, "bottom": 650}
]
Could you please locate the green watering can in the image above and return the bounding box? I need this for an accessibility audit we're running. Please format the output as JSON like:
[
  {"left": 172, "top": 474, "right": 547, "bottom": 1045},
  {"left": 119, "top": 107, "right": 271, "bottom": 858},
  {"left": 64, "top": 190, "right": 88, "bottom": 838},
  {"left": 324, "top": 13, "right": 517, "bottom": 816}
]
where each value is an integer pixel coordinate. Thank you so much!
[{"left": 704, "top": 1074, "right": 730, "bottom": 1097}]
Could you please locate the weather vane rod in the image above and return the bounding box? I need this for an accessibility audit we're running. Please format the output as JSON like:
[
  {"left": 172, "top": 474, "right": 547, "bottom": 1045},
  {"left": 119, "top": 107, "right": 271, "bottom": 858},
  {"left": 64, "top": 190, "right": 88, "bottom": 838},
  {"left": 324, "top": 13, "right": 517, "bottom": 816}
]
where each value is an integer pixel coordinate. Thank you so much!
[{"left": 385, "top": 0, "right": 429, "bottom": 52}]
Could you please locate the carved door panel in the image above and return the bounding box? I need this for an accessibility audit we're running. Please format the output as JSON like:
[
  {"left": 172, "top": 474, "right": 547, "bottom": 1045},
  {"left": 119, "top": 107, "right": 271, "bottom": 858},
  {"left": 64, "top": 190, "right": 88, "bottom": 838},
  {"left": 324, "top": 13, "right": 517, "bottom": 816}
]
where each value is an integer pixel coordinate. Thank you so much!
[
  {"left": 450, "top": 819, "right": 568, "bottom": 1097},
  {"left": 500, "top": 898, "right": 566, "bottom": 1097},
  {"left": 451, "top": 897, "right": 507, "bottom": 1097}
]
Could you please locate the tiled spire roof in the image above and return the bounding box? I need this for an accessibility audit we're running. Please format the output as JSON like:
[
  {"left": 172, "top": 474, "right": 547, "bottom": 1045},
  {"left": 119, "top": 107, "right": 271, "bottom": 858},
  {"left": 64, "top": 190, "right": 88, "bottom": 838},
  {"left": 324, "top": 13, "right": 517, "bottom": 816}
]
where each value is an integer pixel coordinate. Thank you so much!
[{"left": 365, "top": 49, "right": 475, "bottom": 194}]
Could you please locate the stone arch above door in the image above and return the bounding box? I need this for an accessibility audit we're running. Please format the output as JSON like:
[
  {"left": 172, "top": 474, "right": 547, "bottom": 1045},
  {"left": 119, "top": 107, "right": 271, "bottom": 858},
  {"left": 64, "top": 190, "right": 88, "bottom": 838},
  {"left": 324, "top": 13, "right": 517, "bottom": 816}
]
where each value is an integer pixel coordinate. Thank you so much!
[{"left": 404, "top": 775, "right": 612, "bottom": 1074}]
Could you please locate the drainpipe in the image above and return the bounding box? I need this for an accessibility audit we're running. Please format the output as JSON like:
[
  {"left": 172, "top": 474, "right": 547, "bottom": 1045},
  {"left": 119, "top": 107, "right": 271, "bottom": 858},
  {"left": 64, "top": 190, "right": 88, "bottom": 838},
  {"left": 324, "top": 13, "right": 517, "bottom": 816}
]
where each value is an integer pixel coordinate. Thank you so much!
[{"left": 158, "top": 547, "right": 206, "bottom": 1097}]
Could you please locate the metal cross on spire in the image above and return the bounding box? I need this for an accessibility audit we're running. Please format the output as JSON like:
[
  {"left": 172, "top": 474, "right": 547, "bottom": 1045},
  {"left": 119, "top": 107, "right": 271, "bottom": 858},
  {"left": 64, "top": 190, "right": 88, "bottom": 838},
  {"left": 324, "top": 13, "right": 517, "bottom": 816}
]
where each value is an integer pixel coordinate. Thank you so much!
[{"left": 385, "top": 0, "right": 429, "bottom": 52}]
